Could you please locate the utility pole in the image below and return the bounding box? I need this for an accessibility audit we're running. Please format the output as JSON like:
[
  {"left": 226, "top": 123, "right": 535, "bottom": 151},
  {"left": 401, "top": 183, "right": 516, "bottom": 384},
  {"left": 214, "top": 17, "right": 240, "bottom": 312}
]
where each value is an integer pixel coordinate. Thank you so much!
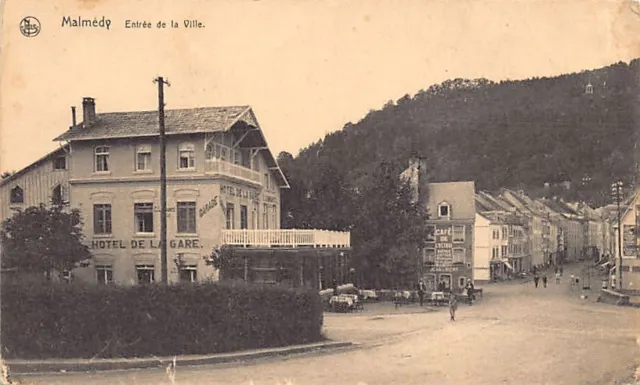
[
  {"left": 154, "top": 76, "right": 170, "bottom": 284},
  {"left": 611, "top": 180, "right": 624, "bottom": 291}
]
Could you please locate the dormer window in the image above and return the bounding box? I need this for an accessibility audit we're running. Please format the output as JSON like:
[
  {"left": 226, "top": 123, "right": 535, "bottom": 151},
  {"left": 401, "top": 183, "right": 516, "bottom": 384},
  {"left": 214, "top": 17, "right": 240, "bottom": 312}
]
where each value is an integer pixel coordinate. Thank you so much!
[
  {"left": 438, "top": 201, "right": 451, "bottom": 219},
  {"left": 10, "top": 186, "right": 24, "bottom": 204}
]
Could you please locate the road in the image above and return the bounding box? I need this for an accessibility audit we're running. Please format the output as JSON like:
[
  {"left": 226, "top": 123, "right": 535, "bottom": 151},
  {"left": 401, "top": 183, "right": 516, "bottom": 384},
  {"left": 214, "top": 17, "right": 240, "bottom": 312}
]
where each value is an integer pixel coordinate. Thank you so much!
[{"left": 13, "top": 263, "right": 640, "bottom": 385}]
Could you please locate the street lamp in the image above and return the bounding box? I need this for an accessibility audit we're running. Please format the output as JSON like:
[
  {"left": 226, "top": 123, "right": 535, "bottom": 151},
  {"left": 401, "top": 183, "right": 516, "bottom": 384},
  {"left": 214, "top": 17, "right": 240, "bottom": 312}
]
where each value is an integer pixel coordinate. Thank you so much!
[{"left": 611, "top": 180, "right": 624, "bottom": 291}]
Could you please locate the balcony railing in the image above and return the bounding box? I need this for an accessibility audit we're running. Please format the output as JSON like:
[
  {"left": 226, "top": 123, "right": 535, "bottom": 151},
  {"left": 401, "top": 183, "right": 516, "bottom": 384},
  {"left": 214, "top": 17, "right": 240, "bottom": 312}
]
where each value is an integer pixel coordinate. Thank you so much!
[
  {"left": 222, "top": 229, "right": 351, "bottom": 248},
  {"left": 205, "top": 159, "right": 262, "bottom": 184}
]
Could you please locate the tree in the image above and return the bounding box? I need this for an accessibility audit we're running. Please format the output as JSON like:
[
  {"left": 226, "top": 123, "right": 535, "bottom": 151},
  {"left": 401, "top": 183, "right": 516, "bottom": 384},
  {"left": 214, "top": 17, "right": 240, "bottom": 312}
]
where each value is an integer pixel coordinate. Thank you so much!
[{"left": 1, "top": 204, "right": 91, "bottom": 280}]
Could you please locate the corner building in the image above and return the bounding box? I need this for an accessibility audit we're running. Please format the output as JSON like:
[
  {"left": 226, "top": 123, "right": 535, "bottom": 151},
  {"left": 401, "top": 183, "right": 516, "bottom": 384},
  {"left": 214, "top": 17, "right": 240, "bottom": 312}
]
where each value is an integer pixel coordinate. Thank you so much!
[{"left": 52, "top": 98, "right": 349, "bottom": 286}]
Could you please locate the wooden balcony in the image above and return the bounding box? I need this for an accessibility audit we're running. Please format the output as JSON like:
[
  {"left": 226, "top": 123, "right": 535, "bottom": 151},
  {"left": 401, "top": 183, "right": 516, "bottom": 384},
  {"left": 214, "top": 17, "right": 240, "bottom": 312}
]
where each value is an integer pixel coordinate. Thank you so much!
[
  {"left": 221, "top": 229, "right": 351, "bottom": 248},
  {"left": 205, "top": 159, "right": 262, "bottom": 185}
]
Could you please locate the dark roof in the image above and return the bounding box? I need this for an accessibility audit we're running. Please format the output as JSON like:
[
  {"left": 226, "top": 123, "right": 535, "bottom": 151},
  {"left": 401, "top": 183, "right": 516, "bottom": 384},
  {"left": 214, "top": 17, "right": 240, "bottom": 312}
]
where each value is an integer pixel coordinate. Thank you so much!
[
  {"left": 0, "top": 145, "right": 68, "bottom": 187},
  {"left": 53, "top": 105, "right": 289, "bottom": 188},
  {"left": 54, "top": 106, "right": 251, "bottom": 141}
]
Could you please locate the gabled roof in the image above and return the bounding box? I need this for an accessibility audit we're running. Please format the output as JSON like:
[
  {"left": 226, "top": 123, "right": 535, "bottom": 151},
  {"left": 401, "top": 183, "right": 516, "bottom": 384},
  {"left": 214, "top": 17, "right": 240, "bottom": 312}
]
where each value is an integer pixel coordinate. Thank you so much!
[
  {"left": 54, "top": 106, "right": 251, "bottom": 141},
  {"left": 0, "top": 145, "right": 69, "bottom": 187},
  {"left": 53, "top": 105, "right": 289, "bottom": 188},
  {"left": 423, "top": 181, "right": 476, "bottom": 220}
]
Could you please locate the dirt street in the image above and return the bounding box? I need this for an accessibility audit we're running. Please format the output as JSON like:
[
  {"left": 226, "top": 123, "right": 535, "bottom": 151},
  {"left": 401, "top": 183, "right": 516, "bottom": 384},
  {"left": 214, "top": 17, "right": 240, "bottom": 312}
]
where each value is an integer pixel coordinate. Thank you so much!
[{"left": 13, "top": 264, "right": 640, "bottom": 385}]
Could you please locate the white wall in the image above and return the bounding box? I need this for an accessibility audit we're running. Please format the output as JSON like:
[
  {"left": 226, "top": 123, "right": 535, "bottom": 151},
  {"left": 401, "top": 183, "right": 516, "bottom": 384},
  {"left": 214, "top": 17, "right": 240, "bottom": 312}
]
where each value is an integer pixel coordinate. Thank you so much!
[{"left": 474, "top": 213, "right": 491, "bottom": 282}]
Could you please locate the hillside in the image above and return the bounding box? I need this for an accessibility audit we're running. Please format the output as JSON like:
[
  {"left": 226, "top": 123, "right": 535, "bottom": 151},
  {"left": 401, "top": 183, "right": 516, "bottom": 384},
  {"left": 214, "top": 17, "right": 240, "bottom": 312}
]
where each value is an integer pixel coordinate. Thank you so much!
[{"left": 278, "top": 59, "right": 640, "bottom": 227}]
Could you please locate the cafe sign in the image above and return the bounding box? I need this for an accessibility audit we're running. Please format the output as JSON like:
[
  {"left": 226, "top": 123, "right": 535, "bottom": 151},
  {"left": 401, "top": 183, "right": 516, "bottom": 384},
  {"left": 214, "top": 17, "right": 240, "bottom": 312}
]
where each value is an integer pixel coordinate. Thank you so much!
[{"left": 623, "top": 225, "right": 636, "bottom": 257}]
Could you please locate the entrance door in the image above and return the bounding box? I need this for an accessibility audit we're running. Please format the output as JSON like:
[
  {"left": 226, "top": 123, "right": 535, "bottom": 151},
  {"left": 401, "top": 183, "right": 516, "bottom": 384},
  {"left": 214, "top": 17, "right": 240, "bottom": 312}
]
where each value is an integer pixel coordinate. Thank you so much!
[{"left": 438, "top": 274, "right": 451, "bottom": 290}]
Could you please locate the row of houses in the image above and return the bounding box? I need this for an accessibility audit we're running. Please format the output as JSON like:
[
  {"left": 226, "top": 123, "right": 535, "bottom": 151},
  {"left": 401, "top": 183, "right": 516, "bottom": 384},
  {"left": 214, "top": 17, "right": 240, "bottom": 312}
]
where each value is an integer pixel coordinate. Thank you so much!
[
  {"left": 401, "top": 158, "right": 621, "bottom": 289},
  {"left": 1, "top": 97, "right": 351, "bottom": 289}
]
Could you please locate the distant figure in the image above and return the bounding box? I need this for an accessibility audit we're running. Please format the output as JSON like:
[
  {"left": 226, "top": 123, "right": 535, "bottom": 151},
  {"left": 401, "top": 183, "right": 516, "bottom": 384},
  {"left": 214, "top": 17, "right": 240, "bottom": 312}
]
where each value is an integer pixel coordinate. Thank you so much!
[
  {"left": 532, "top": 265, "right": 537, "bottom": 275},
  {"left": 560, "top": 266, "right": 564, "bottom": 276},
  {"left": 542, "top": 275, "right": 548, "bottom": 288},
  {"left": 417, "top": 279, "right": 427, "bottom": 306},
  {"left": 555, "top": 272, "right": 561, "bottom": 284},
  {"left": 332, "top": 278, "right": 338, "bottom": 296},
  {"left": 534, "top": 275, "right": 540, "bottom": 288},
  {"left": 555, "top": 266, "right": 559, "bottom": 275},
  {"left": 449, "top": 294, "right": 458, "bottom": 321},
  {"left": 570, "top": 274, "right": 575, "bottom": 286}
]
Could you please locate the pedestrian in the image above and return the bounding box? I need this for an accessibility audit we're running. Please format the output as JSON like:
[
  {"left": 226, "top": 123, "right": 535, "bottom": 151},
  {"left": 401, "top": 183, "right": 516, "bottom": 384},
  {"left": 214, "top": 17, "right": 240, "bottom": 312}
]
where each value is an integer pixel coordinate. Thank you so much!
[
  {"left": 555, "top": 266, "right": 559, "bottom": 274},
  {"left": 332, "top": 278, "right": 338, "bottom": 296},
  {"left": 555, "top": 272, "right": 561, "bottom": 284},
  {"left": 449, "top": 294, "right": 458, "bottom": 321},
  {"left": 570, "top": 274, "right": 575, "bottom": 286},
  {"left": 534, "top": 275, "right": 540, "bottom": 288},
  {"left": 542, "top": 275, "right": 548, "bottom": 288},
  {"left": 560, "top": 266, "right": 564, "bottom": 276},
  {"left": 466, "top": 282, "right": 474, "bottom": 305},
  {"left": 417, "top": 279, "right": 426, "bottom": 307}
]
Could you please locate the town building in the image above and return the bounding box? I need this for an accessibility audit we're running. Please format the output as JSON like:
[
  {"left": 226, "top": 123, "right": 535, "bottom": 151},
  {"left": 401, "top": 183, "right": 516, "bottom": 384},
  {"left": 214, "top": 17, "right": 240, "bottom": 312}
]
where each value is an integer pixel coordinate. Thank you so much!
[
  {"left": 613, "top": 189, "right": 639, "bottom": 292},
  {"left": 401, "top": 159, "right": 476, "bottom": 290},
  {"left": 3, "top": 97, "right": 350, "bottom": 287},
  {"left": 474, "top": 192, "right": 527, "bottom": 281},
  {"left": 0, "top": 146, "right": 70, "bottom": 222}
]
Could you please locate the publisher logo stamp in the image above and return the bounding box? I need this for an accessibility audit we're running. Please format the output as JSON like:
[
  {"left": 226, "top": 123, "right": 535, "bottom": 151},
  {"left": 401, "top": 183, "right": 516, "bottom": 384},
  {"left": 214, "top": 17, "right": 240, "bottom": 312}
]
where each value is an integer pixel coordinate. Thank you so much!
[{"left": 20, "top": 16, "right": 41, "bottom": 37}]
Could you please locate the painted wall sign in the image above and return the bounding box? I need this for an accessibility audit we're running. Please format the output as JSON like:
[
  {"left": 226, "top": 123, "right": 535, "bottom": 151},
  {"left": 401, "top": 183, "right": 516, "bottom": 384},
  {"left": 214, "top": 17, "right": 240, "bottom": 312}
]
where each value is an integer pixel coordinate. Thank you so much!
[
  {"left": 199, "top": 196, "right": 218, "bottom": 218},
  {"left": 90, "top": 239, "right": 202, "bottom": 250},
  {"left": 221, "top": 185, "right": 258, "bottom": 200},
  {"left": 623, "top": 225, "right": 636, "bottom": 257},
  {"left": 434, "top": 226, "right": 453, "bottom": 267}
]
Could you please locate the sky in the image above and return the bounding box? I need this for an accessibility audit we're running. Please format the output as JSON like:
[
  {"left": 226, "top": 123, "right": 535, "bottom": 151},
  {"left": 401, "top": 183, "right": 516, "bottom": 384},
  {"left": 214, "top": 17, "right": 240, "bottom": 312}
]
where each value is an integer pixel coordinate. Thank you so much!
[{"left": 1, "top": 0, "right": 639, "bottom": 173}]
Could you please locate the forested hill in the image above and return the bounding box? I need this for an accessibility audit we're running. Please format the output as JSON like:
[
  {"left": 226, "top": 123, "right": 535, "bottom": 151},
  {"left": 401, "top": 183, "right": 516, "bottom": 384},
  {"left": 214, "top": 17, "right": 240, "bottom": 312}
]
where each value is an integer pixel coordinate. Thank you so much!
[{"left": 277, "top": 59, "right": 640, "bottom": 228}]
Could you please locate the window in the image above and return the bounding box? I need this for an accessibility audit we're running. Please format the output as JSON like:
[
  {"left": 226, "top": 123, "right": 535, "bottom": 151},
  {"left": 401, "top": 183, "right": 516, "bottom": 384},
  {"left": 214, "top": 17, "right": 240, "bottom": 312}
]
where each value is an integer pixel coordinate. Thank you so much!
[
  {"left": 136, "top": 264, "right": 155, "bottom": 284},
  {"left": 458, "top": 277, "right": 466, "bottom": 288},
  {"left": 453, "top": 248, "right": 465, "bottom": 263},
  {"left": 453, "top": 225, "right": 465, "bottom": 243},
  {"left": 54, "top": 156, "right": 67, "bottom": 170},
  {"left": 240, "top": 205, "right": 248, "bottom": 229},
  {"left": 96, "top": 265, "right": 113, "bottom": 284},
  {"left": 252, "top": 203, "right": 258, "bottom": 229},
  {"left": 134, "top": 203, "right": 154, "bottom": 233},
  {"left": 95, "top": 146, "right": 109, "bottom": 172},
  {"left": 423, "top": 248, "right": 436, "bottom": 264},
  {"left": 179, "top": 265, "right": 197, "bottom": 282},
  {"left": 226, "top": 203, "right": 235, "bottom": 229},
  {"left": 93, "top": 204, "right": 112, "bottom": 234},
  {"left": 270, "top": 205, "right": 277, "bottom": 229},
  {"left": 263, "top": 203, "right": 269, "bottom": 229},
  {"left": 177, "top": 202, "right": 196, "bottom": 233},
  {"left": 178, "top": 143, "right": 195, "bottom": 170},
  {"left": 264, "top": 173, "right": 270, "bottom": 189},
  {"left": 136, "top": 145, "right": 152, "bottom": 171},
  {"left": 492, "top": 229, "right": 500, "bottom": 240},
  {"left": 438, "top": 203, "right": 450, "bottom": 219},
  {"left": 10, "top": 186, "right": 23, "bottom": 204},
  {"left": 492, "top": 247, "right": 499, "bottom": 259},
  {"left": 501, "top": 245, "right": 508, "bottom": 257},
  {"left": 426, "top": 225, "right": 436, "bottom": 242}
]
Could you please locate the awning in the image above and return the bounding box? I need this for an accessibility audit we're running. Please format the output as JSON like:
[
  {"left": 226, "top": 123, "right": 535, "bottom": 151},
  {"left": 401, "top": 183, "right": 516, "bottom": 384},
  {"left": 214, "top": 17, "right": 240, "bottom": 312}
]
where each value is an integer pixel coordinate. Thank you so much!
[{"left": 504, "top": 261, "right": 514, "bottom": 270}]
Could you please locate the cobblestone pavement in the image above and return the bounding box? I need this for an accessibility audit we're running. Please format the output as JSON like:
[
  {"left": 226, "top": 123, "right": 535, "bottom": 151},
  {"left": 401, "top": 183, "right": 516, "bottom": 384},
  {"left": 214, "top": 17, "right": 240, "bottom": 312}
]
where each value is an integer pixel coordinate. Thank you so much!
[{"left": 14, "top": 263, "right": 640, "bottom": 385}]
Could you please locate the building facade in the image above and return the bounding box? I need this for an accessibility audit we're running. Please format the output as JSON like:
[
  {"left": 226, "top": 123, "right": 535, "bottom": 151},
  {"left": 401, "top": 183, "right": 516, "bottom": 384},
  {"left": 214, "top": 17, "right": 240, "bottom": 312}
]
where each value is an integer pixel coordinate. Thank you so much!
[
  {"left": 613, "top": 190, "right": 640, "bottom": 292},
  {"left": 3, "top": 97, "right": 350, "bottom": 287},
  {"left": 421, "top": 181, "right": 476, "bottom": 291}
]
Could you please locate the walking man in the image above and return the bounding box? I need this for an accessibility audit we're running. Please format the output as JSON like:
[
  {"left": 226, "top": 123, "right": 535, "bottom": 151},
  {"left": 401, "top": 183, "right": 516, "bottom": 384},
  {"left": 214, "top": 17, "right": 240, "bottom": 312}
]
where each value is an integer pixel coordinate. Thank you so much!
[
  {"left": 417, "top": 279, "right": 427, "bottom": 307},
  {"left": 449, "top": 294, "right": 458, "bottom": 321},
  {"left": 534, "top": 275, "right": 540, "bottom": 288},
  {"left": 542, "top": 275, "right": 548, "bottom": 288}
]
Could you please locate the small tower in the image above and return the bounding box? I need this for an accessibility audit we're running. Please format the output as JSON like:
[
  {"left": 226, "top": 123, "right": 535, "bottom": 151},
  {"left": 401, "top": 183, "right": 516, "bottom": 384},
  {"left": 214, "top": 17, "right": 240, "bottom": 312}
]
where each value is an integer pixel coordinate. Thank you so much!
[{"left": 585, "top": 82, "right": 593, "bottom": 95}]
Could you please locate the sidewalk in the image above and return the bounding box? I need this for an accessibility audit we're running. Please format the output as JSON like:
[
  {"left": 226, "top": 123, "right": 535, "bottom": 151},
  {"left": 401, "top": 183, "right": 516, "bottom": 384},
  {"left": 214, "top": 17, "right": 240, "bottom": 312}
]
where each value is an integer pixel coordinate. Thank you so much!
[{"left": 5, "top": 340, "right": 353, "bottom": 375}]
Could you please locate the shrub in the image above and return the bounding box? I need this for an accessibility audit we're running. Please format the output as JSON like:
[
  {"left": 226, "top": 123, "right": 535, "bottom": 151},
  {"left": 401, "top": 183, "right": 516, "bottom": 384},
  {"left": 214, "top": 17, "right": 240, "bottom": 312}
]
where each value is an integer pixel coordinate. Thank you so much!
[{"left": 1, "top": 280, "right": 324, "bottom": 359}]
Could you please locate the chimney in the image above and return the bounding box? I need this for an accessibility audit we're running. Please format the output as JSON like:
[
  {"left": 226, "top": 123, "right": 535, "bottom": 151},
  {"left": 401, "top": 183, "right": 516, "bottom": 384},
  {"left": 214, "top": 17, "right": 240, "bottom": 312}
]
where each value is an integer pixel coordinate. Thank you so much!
[
  {"left": 82, "top": 97, "right": 96, "bottom": 127},
  {"left": 70, "top": 106, "right": 77, "bottom": 129}
]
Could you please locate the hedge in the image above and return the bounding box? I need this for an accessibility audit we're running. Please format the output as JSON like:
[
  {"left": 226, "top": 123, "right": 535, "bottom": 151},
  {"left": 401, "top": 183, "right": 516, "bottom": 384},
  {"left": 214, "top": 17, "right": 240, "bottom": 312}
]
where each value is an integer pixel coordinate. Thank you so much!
[{"left": 1, "top": 280, "right": 324, "bottom": 359}]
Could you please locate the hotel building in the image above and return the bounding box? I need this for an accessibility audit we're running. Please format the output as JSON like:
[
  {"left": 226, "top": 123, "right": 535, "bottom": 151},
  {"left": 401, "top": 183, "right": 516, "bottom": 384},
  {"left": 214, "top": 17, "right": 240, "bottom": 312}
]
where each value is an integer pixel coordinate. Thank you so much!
[{"left": 2, "top": 97, "right": 350, "bottom": 287}]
